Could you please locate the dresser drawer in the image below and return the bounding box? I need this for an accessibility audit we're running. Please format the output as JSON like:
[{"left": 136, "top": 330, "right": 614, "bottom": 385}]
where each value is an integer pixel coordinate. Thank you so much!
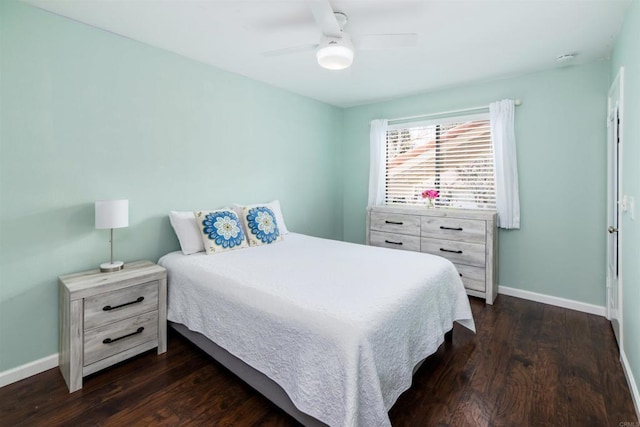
[
  {"left": 84, "top": 311, "right": 158, "bottom": 366},
  {"left": 370, "top": 231, "right": 421, "bottom": 252},
  {"left": 421, "top": 237, "right": 485, "bottom": 267},
  {"left": 84, "top": 281, "right": 158, "bottom": 330},
  {"left": 370, "top": 212, "right": 421, "bottom": 236},
  {"left": 454, "top": 263, "right": 486, "bottom": 292},
  {"left": 421, "top": 217, "right": 486, "bottom": 244}
]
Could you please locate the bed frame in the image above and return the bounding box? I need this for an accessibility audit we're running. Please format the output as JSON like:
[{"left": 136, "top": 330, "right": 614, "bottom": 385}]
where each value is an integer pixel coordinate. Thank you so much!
[{"left": 170, "top": 321, "right": 453, "bottom": 426}]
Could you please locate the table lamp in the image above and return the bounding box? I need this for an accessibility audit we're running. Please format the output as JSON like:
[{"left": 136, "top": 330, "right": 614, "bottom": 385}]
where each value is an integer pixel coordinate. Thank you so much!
[{"left": 95, "top": 199, "right": 129, "bottom": 272}]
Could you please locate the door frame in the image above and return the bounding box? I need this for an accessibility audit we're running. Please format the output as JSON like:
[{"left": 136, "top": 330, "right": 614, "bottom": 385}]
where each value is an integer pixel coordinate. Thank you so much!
[{"left": 606, "top": 66, "right": 624, "bottom": 347}]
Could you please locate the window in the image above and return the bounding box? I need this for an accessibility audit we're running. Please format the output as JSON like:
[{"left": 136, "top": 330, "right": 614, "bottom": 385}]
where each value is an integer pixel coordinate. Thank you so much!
[{"left": 385, "top": 113, "right": 496, "bottom": 210}]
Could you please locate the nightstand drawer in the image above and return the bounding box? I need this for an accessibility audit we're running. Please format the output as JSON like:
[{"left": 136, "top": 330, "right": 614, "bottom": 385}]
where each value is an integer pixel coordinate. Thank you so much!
[
  {"left": 421, "top": 217, "right": 486, "bottom": 244},
  {"left": 84, "top": 311, "right": 158, "bottom": 366},
  {"left": 370, "top": 231, "right": 421, "bottom": 252},
  {"left": 84, "top": 281, "right": 158, "bottom": 330},
  {"left": 370, "top": 212, "right": 421, "bottom": 236},
  {"left": 421, "top": 237, "right": 485, "bottom": 267},
  {"left": 454, "top": 263, "right": 486, "bottom": 292}
]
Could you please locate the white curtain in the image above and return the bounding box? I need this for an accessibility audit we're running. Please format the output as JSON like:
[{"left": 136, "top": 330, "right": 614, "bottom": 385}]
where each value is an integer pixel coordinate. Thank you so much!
[
  {"left": 490, "top": 99, "right": 520, "bottom": 229},
  {"left": 368, "top": 119, "right": 388, "bottom": 206}
]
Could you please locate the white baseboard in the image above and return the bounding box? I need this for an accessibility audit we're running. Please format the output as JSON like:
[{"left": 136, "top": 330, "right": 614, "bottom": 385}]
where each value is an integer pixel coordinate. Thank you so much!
[
  {"left": 621, "top": 349, "right": 640, "bottom": 421},
  {"left": 0, "top": 353, "right": 59, "bottom": 388},
  {"left": 498, "top": 286, "right": 606, "bottom": 316}
]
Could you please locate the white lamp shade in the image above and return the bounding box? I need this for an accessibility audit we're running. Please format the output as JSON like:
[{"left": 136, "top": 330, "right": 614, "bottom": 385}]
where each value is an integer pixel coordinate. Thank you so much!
[{"left": 95, "top": 199, "right": 129, "bottom": 229}]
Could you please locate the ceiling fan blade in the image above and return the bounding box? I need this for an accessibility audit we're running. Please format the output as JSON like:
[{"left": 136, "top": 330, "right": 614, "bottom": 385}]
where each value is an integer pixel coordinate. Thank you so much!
[
  {"left": 353, "top": 33, "right": 418, "bottom": 50},
  {"left": 310, "top": 0, "right": 341, "bottom": 37},
  {"left": 263, "top": 44, "right": 318, "bottom": 58}
]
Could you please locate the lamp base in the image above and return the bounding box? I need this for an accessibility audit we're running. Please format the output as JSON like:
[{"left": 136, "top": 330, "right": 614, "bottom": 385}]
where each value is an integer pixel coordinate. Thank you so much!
[{"left": 100, "top": 261, "right": 124, "bottom": 273}]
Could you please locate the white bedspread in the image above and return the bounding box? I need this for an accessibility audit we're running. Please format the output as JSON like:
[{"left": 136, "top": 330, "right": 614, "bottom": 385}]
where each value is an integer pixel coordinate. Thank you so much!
[{"left": 159, "top": 233, "right": 475, "bottom": 427}]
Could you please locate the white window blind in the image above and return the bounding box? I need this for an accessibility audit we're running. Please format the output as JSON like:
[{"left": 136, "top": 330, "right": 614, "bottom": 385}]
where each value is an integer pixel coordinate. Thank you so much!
[{"left": 385, "top": 113, "right": 496, "bottom": 210}]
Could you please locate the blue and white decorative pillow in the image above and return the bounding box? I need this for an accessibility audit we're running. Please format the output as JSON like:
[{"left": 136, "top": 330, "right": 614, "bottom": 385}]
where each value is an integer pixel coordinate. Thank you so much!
[
  {"left": 194, "top": 209, "right": 248, "bottom": 254},
  {"left": 243, "top": 206, "right": 282, "bottom": 246}
]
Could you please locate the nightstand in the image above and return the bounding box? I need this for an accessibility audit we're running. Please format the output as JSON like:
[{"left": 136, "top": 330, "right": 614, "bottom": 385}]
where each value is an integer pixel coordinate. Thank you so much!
[{"left": 58, "top": 261, "right": 167, "bottom": 393}]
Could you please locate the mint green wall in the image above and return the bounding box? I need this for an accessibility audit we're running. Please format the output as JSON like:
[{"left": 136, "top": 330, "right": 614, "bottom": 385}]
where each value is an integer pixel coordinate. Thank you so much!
[
  {"left": 342, "top": 62, "right": 610, "bottom": 306},
  {"left": 612, "top": 0, "right": 640, "bottom": 407},
  {"left": 0, "top": 1, "right": 343, "bottom": 371}
]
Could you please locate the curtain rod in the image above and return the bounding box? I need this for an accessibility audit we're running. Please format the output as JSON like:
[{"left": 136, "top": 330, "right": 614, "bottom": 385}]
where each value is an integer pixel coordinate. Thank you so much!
[{"left": 387, "top": 99, "right": 522, "bottom": 124}]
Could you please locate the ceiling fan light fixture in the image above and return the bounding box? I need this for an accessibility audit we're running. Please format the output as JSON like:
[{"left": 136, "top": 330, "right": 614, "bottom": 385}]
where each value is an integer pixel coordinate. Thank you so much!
[{"left": 316, "top": 37, "right": 354, "bottom": 70}]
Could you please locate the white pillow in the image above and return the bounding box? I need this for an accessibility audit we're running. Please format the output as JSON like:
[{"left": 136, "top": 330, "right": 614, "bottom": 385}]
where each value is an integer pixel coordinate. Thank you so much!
[
  {"left": 233, "top": 200, "right": 289, "bottom": 235},
  {"left": 169, "top": 211, "right": 205, "bottom": 255},
  {"left": 194, "top": 209, "right": 248, "bottom": 254}
]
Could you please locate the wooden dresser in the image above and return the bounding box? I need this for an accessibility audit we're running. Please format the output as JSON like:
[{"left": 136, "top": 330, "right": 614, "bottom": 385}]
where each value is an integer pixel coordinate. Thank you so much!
[
  {"left": 58, "top": 261, "right": 167, "bottom": 392},
  {"left": 366, "top": 205, "right": 498, "bottom": 304}
]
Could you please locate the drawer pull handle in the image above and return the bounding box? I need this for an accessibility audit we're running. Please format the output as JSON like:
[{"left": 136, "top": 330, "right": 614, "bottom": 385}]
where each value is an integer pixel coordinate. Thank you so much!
[
  {"left": 103, "top": 296, "right": 144, "bottom": 311},
  {"left": 440, "top": 248, "right": 463, "bottom": 254},
  {"left": 385, "top": 240, "right": 403, "bottom": 245},
  {"left": 440, "top": 226, "right": 463, "bottom": 231},
  {"left": 103, "top": 327, "right": 144, "bottom": 344},
  {"left": 385, "top": 220, "right": 404, "bottom": 225}
]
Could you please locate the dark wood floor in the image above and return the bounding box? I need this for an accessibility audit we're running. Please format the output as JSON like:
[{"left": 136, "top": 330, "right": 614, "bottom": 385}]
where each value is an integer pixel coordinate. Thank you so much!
[{"left": 1, "top": 295, "right": 637, "bottom": 426}]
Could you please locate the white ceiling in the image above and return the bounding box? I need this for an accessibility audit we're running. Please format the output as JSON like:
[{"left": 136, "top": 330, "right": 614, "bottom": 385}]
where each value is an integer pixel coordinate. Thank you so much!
[{"left": 23, "top": 0, "right": 630, "bottom": 107}]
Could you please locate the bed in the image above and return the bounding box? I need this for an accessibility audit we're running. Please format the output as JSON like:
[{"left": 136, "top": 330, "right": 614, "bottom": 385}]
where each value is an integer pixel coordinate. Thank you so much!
[{"left": 159, "top": 232, "right": 475, "bottom": 427}]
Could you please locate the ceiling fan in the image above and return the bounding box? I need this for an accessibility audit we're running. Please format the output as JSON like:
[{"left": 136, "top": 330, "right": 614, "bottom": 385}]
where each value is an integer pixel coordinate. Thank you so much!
[{"left": 263, "top": 0, "right": 418, "bottom": 71}]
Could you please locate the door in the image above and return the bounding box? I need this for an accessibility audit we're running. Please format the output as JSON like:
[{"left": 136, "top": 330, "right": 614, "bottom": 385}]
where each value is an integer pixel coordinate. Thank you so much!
[{"left": 607, "top": 67, "right": 624, "bottom": 347}]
